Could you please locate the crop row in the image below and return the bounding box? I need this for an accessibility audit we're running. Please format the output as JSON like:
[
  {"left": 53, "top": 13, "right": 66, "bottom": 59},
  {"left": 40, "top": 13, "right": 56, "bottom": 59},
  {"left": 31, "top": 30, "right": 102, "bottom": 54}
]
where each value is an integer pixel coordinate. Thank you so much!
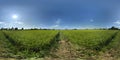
[
  {"left": 61, "top": 30, "right": 118, "bottom": 50},
  {"left": 1, "top": 30, "right": 119, "bottom": 58},
  {"left": 2, "top": 30, "right": 59, "bottom": 57}
]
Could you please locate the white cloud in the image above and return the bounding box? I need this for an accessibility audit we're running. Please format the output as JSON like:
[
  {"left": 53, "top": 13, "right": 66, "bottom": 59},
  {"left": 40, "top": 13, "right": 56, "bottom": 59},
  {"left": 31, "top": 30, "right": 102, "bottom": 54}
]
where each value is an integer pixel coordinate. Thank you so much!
[
  {"left": 0, "top": 21, "right": 23, "bottom": 25},
  {"left": 51, "top": 18, "right": 61, "bottom": 29},
  {"left": 55, "top": 18, "right": 61, "bottom": 24},
  {"left": 14, "top": 21, "right": 23, "bottom": 24},
  {"left": 0, "top": 22, "right": 5, "bottom": 24},
  {"left": 51, "top": 25, "right": 59, "bottom": 28},
  {"left": 114, "top": 20, "right": 120, "bottom": 25},
  {"left": 0, "top": 21, "right": 25, "bottom": 28},
  {"left": 90, "top": 19, "right": 94, "bottom": 22}
]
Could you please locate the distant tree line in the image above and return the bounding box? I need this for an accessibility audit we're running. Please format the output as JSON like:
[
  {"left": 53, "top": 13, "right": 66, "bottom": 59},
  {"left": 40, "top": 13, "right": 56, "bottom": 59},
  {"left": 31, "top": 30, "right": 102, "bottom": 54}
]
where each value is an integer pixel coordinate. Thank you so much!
[
  {"left": 0, "top": 26, "right": 119, "bottom": 30},
  {"left": 65, "top": 26, "right": 120, "bottom": 30},
  {"left": 1, "top": 27, "right": 18, "bottom": 30},
  {"left": 0, "top": 27, "right": 56, "bottom": 30}
]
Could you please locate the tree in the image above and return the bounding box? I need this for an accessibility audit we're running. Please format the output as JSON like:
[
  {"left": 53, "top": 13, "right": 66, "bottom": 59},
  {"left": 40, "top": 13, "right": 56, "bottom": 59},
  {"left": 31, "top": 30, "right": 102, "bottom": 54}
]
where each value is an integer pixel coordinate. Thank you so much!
[
  {"left": 15, "top": 27, "right": 18, "bottom": 30},
  {"left": 109, "top": 26, "right": 119, "bottom": 30},
  {"left": 21, "top": 28, "right": 24, "bottom": 30}
]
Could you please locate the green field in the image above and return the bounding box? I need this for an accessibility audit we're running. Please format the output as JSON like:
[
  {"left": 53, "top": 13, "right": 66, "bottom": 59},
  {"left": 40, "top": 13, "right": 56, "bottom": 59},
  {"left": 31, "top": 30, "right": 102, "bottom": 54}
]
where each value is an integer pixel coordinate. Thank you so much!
[
  {"left": 61, "top": 30, "right": 118, "bottom": 50},
  {"left": 0, "top": 30, "right": 120, "bottom": 60}
]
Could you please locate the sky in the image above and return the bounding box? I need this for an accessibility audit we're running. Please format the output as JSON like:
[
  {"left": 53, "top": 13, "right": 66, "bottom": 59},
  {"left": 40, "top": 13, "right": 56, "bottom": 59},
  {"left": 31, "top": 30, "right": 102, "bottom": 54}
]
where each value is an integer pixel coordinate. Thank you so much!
[{"left": 0, "top": 0, "right": 120, "bottom": 29}]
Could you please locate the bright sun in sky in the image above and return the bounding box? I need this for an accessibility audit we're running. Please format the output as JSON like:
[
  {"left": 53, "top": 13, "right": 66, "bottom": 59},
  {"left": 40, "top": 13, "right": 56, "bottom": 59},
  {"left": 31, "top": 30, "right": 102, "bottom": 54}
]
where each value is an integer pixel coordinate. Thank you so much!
[{"left": 12, "top": 15, "right": 18, "bottom": 19}]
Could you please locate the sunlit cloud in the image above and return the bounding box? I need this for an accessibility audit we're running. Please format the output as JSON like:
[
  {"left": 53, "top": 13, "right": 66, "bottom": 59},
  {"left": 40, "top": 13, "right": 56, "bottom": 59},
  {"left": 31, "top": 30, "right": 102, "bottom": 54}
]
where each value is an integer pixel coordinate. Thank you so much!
[
  {"left": 0, "top": 22, "right": 5, "bottom": 24},
  {"left": 90, "top": 19, "right": 94, "bottom": 22},
  {"left": 51, "top": 18, "right": 61, "bottom": 29},
  {"left": 55, "top": 18, "right": 61, "bottom": 25},
  {"left": 114, "top": 20, "right": 120, "bottom": 25},
  {"left": 51, "top": 24, "right": 60, "bottom": 29},
  {"left": 0, "top": 21, "right": 24, "bottom": 28},
  {"left": 14, "top": 21, "right": 23, "bottom": 24}
]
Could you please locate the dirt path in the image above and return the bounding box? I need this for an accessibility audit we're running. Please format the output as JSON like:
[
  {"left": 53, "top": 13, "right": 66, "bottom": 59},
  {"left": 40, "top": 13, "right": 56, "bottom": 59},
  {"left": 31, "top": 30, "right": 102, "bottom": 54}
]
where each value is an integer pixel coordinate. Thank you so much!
[
  {"left": 45, "top": 40, "right": 77, "bottom": 60},
  {"left": 0, "top": 57, "right": 18, "bottom": 60}
]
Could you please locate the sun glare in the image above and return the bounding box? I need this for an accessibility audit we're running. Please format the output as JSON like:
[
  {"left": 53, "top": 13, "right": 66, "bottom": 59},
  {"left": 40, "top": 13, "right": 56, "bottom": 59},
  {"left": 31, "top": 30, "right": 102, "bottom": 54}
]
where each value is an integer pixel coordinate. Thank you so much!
[{"left": 12, "top": 15, "right": 18, "bottom": 19}]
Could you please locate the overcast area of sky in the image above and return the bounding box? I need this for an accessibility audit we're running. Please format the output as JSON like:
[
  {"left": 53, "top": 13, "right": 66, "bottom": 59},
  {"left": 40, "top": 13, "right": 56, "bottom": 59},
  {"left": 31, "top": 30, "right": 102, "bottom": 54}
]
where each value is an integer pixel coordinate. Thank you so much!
[{"left": 0, "top": 0, "right": 120, "bottom": 29}]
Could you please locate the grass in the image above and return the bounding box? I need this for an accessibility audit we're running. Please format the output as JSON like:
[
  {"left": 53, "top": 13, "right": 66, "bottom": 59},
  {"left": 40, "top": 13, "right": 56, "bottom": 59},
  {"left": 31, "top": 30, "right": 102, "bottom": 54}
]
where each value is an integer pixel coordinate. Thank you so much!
[
  {"left": 0, "top": 30, "right": 120, "bottom": 59},
  {"left": 0, "top": 31, "right": 15, "bottom": 58},
  {"left": 61, "top": 30, "right": 117, "bottom": 49},
  {"left": 61, "top": 30, "right": 118, "bottom": 57},
  {"left": 2, "top": 30, "right": 59, "bottom": 58},
  {"left": 102, "top": 31, "right": 120, "bottom": 59}
]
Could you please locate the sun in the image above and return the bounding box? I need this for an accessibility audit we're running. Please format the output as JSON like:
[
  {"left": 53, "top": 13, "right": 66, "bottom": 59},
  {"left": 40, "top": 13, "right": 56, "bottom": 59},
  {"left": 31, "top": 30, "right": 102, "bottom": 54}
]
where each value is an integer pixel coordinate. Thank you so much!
[{"left": 12, "top": 15, "right": 18, "bottom": 19}]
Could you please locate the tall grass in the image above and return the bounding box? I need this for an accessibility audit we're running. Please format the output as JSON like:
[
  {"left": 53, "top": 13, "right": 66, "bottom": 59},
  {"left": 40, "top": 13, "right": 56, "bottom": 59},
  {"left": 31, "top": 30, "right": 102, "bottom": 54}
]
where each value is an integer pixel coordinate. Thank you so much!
[
  {"left": 3, "top": 30, "right": 59, "bottom": 57},
  {"left": 1, "top": 30, "right": 120, "bottom": 58},
  {"left": 0, "top": 31, "right": 15, "bottom": 57},
  {"left": 61, "top": 30, "right": 118, "bottom": 50},
  {"left": 105, "top": 31, "right": 120, "bottom": 58}
]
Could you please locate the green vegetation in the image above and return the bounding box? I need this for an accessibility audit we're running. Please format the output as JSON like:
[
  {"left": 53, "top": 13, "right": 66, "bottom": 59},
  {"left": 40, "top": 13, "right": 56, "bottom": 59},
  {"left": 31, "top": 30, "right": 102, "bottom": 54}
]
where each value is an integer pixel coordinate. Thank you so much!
[
  {"left": 0, "top": 30, "right": 120, "bottom": 60},
  {"left": 103, "top": 31, "right": 120, "bottom": 58},
  {"left": 2, "top": 30, "right": 59, "bottom": 58},
  {"left": 61, "top": 30, "right": 118, "bottom": 50},
  {"left": 0, "top": 31, "right": 15, "bottom": 57},
  {"left": 61, "top": 30, "right": 119, "bottom": 57}
]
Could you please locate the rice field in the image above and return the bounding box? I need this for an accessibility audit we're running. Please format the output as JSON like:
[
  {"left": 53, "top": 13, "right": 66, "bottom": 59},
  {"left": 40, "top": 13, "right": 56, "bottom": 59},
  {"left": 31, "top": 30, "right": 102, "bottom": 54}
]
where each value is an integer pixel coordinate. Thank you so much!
[
  {"left": 2, "top": 30, "right": 59, "bottom": 57},
  {"left": 0, "top": 30, "right": 120, "bottom": 60},
  {"left": 3, "top": 30, "right": 58, "bottom": 50},
  {"left": 61, "top": 30, "right": 118, "bottom": 50}
]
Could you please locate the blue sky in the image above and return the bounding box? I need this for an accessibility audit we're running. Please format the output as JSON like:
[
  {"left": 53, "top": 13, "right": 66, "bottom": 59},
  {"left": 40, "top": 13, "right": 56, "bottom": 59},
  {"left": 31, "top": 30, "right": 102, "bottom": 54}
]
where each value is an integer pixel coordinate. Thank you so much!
[{"left": 0, "top": 0, "right": 120, "bottom": 29}]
